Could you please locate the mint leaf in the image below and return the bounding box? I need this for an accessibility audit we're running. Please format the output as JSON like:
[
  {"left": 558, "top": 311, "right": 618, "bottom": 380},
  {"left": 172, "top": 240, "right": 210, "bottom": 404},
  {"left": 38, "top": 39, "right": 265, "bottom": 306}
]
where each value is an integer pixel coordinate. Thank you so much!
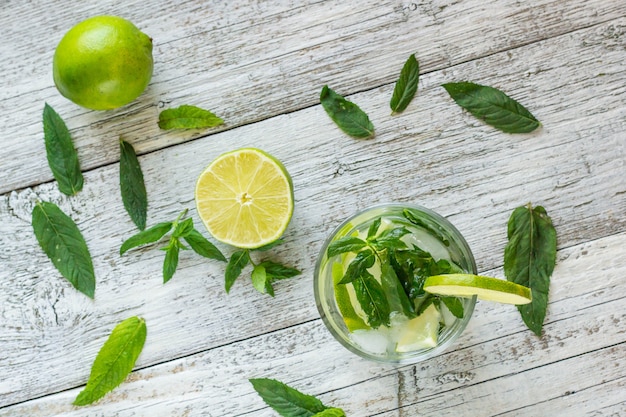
[
  {"left": 74, "top": 317, "right": 146, "bottom": 406},
  {"left": 367, "top": 217, "right": 382, "bottom": 239},
  {"left": 327, "top": 236, "right": 367, "bottom": 258},
  {"left": 172, "top": 217, "right": 194, "bottom": 238},
  {"left": 120, "top": 222, "right": 173, "bottom": 255},
  {"left": 259, "top": 261, "right": 301, "bottom": 280},
  {"left": 119, "top": 139, "right": 147, "bottom": 230},
  {"left": 320, "top": 85, "right": 374, "bottom": 139},
  {"left": 391, "top": 247, "right": 438, "bottom": 300},
  {"left": 182, "top": 229, "right": 226, "bottom": 262},
  {"left": 251, "top": 264, "right": 268, "bottom": 294},
  {"left": 265, "top": 282, "right": 276, "bottom": 297},
  {"left": 250, "top": 261, "right": 301, "bottom": 296},
  {"left": 390, "top": 53, "right": 420, "bottom": 113},
  {"left": 415, "top": 294, "right": 436, "bottom": 316},
  {"left": 32, "top": 201, "right": 95, "bottom": 298},
  {"left": 338, "top": 249, "right": 375, "bottom": 284},
  {"left": 403, "top": 208, "right": 450, "bottom": 247},
  {"left": 504, "top": 203, "right": 556, "bottom": 336},
  {"left": 249, "top": 378, "right": 329, "bottom": 417},
  {"left": 381, "top": 259, "right": 415, "bottom": 318},
  {"left": 158, "top": 105, "right": 224, "bottom": 130},
  {"left": 314, "top": 409, "right": 346, "bottom": 417},
  {"left": 369, "top": 227, "right": 410, "bottom": 251},
  {"left": 163, "top": 239, "right": 180, "bottom": 283},
  {"left": 440, "top": 296, "right": 464, "bottom": 318},
  {"left": 225, "top": 250, "right": 250, "bottom": 292},
  {"left": 353, "top": 270, "right": 390, "bottom": 328},
  {"left": 43, "top": 103, "right": 83, "bottom": 195},
  {"left": 442, "top": 82, "right": 540, "bottom": 133},
  {"left": 389, "top": 250, "right": 412, "bottom": 298}
]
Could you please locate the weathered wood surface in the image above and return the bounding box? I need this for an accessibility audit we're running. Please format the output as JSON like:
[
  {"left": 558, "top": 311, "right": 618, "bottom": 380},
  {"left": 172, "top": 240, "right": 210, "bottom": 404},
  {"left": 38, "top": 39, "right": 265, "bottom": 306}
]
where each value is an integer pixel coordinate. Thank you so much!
[
  {"left": 1, "top": 0, "right": 625, "bottom": 194},
  {"left": 1, "top": 233, "right": 625, "bottom": 416},
  {"left": 1, "top": 0, "right": 625, "bottom": 416}
]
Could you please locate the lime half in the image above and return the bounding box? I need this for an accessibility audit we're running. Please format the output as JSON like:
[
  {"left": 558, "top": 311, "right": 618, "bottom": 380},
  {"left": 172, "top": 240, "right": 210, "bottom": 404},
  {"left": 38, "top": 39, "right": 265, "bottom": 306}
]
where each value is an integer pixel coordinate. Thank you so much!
[
  {"left": 195, "top": 148, "right": 294, "bottom": 249},
  {"left": 424, "top": 274, "right": 532, "bottom": 305}
]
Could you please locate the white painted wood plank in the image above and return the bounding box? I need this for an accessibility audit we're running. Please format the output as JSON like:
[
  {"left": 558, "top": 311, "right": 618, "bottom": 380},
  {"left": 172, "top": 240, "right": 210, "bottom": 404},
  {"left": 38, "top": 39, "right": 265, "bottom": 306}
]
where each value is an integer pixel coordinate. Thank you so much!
[
  {"left": 494, "top": 375, "right": 626, "bottom": 417},
  {"left": 1, "top": 0, "right": 624, "bottom": 193},
  {"left": 373, "top": 347, "right": 626, "bottom": 417},
  {"left": 1, "top": 232, "right": 624, "bottom": 416},
  {"left": 1, "top": 17, "right": 625, "bottom": 408}
]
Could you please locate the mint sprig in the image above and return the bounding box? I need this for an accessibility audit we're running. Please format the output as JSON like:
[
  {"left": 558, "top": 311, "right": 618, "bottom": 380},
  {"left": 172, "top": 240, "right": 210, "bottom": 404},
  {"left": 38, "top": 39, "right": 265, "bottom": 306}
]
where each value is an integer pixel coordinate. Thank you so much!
[
  {"left": 120, "top": 209, "right": 226, "bottom": 283},
  {"left": 249, "top": 378, "right": 346, "bottom": 417},
  {"left": 328, "top": 216, "right": 466, "bottom": 327},
  {"left": 225, "top": 245, "right": 300, "bottom": 296}
]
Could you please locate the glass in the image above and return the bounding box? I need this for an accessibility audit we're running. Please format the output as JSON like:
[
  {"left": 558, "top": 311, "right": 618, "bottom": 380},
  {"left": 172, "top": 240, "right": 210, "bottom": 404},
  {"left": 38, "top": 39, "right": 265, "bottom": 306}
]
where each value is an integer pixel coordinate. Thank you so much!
[{"left": 314, "top": 203, "right": 477, "bottom": 364}]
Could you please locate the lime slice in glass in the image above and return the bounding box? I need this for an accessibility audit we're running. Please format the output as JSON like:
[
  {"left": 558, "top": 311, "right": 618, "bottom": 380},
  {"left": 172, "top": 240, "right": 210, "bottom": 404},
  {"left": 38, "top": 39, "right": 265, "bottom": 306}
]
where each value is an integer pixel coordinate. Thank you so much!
[
  {"left": 332, "top": 262, "right": 369, "bottom": 332},
  {"left": 395, "top": 303, "right": 441, "bottom": 352},
  {"left": 424, "top": 274, "right": 532, "bottom": 305}
]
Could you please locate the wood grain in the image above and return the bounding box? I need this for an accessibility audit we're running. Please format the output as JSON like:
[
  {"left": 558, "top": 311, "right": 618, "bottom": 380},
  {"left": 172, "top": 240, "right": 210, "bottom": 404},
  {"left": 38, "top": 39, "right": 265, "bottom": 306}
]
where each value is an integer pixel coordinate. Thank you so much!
[
  {"left": 1, "top": 1, "right": 625, "bottom": 416},
  {"left": 0, "top": 0, "right": 624, "bottom": 193},
  {"left": 1, "top": 232, "right": 624, "bottom": 416}
]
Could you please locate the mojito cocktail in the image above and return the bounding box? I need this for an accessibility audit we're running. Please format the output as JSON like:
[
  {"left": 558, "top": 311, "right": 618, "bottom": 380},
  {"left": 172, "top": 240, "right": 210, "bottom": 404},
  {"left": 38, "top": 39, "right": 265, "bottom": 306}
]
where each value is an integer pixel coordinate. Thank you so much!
[{"left": 314, "top": 203, "right": 477, "bottom": 363}]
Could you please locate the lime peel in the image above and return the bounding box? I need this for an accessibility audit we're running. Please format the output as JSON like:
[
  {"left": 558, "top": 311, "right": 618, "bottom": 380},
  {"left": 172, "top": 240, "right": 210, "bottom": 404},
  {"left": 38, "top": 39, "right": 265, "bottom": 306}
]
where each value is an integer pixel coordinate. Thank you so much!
[
  {"left": 53, "top": 15, "right": 153, "bottom": 110},
  {"left": 424, "top": 274, "right": 532, "bottom": 305}
]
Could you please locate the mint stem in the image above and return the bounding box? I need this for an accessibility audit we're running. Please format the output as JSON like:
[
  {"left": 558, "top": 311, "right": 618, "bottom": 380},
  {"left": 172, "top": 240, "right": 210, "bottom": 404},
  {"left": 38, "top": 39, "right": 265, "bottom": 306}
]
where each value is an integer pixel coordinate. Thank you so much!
[{"left": 174, "top": 208, "right": 188, "bottom": 224}]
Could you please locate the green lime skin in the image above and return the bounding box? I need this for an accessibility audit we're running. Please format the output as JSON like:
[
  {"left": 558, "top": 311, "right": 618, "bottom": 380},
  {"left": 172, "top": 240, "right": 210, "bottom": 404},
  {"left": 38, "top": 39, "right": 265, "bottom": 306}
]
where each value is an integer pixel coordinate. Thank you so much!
[{"left": 53, "top": 15, "right": 153, "bottom": 110}]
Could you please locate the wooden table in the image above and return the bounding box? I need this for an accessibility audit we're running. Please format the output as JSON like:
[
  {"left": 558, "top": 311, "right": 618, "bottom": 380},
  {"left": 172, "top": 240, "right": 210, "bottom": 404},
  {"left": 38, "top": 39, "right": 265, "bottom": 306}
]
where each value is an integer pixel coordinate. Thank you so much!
[{"left": 1, "top": 1, "right": 625, "bottom": 416}]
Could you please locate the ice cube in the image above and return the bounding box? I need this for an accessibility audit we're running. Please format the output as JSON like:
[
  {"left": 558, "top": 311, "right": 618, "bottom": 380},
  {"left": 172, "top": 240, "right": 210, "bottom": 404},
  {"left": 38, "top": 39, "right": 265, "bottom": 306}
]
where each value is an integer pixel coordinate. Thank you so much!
[{"left": 351, "top": 328, "right": 390, "bottom": 355}]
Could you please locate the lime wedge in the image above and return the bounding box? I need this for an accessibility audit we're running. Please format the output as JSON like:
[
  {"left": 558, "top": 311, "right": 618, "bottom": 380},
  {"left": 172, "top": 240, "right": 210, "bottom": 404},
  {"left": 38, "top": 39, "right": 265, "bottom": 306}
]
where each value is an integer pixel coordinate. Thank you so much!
[
  {"left": 334, "top": 221, "right": 356, "bottom": 240},
  {"left": 332, "top": 262, "right": 369, "bottom": 331},
  {"left": 395, "top": 303, "right": 441, "bottom": 352},
  {"left": 423, "top": 274, "right": 532, "bottom": 305},
  {"left": 195, "top": 148, "right": 294, "bottom": 249}
]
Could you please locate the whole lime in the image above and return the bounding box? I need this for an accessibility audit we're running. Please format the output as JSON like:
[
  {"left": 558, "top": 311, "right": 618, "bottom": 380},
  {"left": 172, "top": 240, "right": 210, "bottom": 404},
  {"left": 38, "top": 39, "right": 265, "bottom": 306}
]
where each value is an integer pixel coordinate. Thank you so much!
[{"left": 53, "top": 15, "right": 153, "bottom": 110}]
